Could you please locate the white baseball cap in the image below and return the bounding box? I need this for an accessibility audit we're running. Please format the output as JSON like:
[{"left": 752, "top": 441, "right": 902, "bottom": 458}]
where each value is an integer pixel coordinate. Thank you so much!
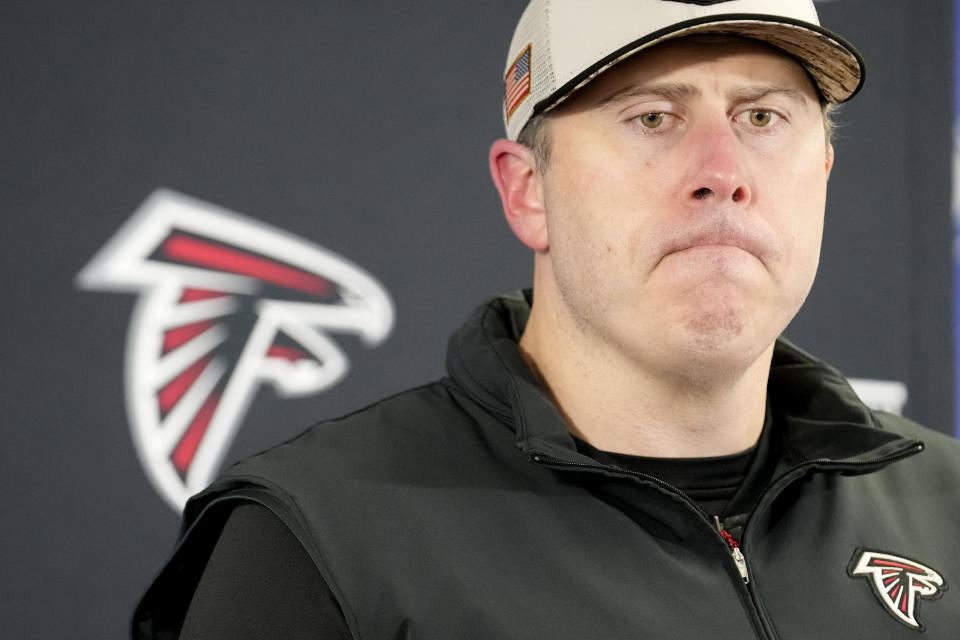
[{"left": 502, "top": 0, "right": 865, "bottom": 140}]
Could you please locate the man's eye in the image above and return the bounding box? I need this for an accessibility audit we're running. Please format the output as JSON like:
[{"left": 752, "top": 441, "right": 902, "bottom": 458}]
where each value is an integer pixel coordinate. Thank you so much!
[
  {"left": 748, "top": 110, "right": 775, "bottom": 127},
  {"left": 637, "top": 112, "right": 665, "bottom": 129}
]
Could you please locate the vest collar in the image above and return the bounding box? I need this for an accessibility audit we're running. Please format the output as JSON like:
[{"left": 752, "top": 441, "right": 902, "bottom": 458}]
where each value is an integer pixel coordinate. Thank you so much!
[{"left": 446, "top": 291, "right": 921, "bottom": 471}]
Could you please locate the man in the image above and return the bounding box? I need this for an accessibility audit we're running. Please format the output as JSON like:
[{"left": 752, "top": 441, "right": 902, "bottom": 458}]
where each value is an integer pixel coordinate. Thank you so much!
[{"left": 133, "top": 1, "right": 960, "bottom": 638}]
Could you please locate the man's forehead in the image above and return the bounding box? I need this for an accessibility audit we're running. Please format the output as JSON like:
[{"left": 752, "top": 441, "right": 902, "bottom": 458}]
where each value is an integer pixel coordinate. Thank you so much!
[
  {"left": 596, "top": 82, "right": 813, "bottom": 110},
  {"left": 570, "top": 36, "right": 818, "bottom": 108}
]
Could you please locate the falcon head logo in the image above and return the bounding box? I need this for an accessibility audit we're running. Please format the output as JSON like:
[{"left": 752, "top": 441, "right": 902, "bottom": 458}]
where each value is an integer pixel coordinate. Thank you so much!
[
  {"left": 849, "top": 549, "right": 946, "bottom": 631},
  {"left": 77, "top": 189, "right": 394, "bottom": 511}
]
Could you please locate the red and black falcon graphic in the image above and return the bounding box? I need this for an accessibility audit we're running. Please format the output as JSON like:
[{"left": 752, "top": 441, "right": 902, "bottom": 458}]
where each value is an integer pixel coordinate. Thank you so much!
[
  {"left": 77, "top": 189, "right": 394, "bottom": 511},
  {"left": 849, "top": 549, "right": 946, "bottom": 631}
]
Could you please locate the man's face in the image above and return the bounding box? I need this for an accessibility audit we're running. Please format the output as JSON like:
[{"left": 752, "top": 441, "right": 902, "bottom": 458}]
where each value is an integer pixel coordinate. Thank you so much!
[{"left": 535, "top": 36, "right": 833, "bottom": 377}]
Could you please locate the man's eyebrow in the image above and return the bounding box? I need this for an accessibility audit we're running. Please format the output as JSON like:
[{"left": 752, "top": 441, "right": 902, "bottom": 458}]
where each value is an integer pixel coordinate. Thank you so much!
[
  {"left": 598, "top": 82, "right": 700, "bottom": 106},
  {"left": 597, "top": 82, "right": 812, "bottom": 107},
  {"left": 729, "top": 85, "right": 811, "bottom": 105}
]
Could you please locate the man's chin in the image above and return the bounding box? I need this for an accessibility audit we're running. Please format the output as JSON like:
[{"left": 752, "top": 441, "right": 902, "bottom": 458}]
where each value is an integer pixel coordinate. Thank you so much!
[{"left": 667, "top": 307, "right": 772, "bottom": 370}]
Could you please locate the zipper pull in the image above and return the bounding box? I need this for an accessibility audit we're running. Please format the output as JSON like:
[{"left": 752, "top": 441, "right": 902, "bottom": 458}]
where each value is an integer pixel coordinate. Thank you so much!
[{"left": 714, "top": 516, "right": 749, "bottom": 584}]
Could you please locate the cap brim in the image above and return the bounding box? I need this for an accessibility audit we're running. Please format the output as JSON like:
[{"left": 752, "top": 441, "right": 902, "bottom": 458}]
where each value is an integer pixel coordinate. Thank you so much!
[{"left": 538, "top": 13, "right": 865, "bottom": 116}]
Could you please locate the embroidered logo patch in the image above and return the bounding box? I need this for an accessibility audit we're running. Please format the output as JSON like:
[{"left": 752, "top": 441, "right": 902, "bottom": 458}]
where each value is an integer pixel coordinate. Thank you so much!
[
  {"left": 848, "top": 549, "right": 946, "bottom": 631},
  {"left": 505, "top": 44, "right": 531, "bottom": 121}
]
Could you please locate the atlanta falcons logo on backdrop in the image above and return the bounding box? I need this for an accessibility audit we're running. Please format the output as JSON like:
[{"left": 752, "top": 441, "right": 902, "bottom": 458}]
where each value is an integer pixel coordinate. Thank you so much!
[
  {"left": 848, "top": 549, "right": 946, "bottom": 631},
  {"left": 77, "top": 189, "right": 394, "bottom": 511}
]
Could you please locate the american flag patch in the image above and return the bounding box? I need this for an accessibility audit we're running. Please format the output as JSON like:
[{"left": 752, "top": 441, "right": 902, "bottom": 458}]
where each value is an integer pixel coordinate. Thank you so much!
[{"left": 505, "top": 44, "right": 531, "bottom": 120}]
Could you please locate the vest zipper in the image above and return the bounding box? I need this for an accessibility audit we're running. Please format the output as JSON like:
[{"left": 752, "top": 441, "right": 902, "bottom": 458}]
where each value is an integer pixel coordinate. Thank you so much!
[
  {"left": 715, "top": 515, "right": 749, "bottom": 583},
  {"left": 530, "top": 453, "right": 756, "bottom": 586}
]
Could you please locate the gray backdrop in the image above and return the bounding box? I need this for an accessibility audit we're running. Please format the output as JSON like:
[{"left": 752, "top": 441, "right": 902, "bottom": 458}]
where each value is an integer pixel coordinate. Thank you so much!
[{"left": 3, "top": 1, "right": 954, "bottom": 638}]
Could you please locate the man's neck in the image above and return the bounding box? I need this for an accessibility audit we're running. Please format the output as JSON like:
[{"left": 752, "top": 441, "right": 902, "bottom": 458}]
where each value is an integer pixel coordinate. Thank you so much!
[{"left": 518, "top": 298, "right": 772, "bottom": 459}]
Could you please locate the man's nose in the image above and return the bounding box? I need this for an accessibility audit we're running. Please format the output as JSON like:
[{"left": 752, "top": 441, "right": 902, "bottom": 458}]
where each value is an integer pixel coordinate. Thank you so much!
[{"left": 685, "top": 122, "right": 751, "bottom": 206}]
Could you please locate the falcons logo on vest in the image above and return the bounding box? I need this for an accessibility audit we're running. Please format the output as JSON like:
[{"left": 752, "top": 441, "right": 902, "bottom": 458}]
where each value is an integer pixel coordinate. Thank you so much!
[
  {"left": 77, "top": 189, "right": 394, "bottom": 511},
  {"left": 848, "top": 549, "right": 946, "bottom": 631}
]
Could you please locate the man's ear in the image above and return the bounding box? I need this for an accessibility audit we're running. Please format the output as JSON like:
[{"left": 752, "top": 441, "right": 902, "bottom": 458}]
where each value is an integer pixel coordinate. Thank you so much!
[
  {"left": 825, "top": 142, "right": 835, "bottom": 179},
  {"left": 489, "top": 139, "right": 548, "bottom": 251}
]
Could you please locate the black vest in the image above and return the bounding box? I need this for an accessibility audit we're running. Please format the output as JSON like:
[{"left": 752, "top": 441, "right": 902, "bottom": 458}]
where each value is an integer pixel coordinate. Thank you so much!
[{"left": 134, "top": 293, "right": 960, "bottom": 639}]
